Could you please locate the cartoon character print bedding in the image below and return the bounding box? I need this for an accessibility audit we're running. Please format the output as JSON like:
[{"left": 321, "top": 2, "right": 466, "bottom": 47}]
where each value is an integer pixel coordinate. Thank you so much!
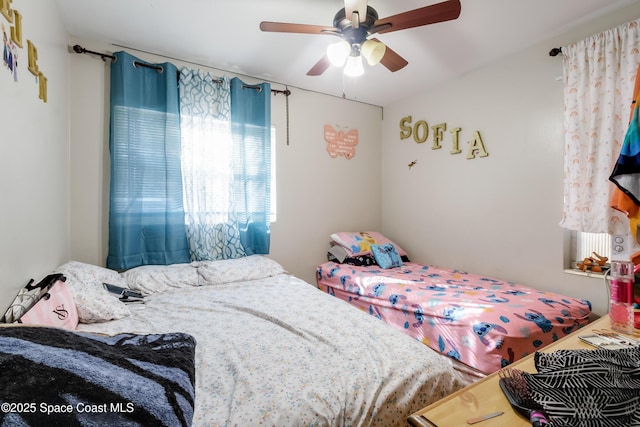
[{"left": 316, "top": 261, "right": 592, "bottom": 375}]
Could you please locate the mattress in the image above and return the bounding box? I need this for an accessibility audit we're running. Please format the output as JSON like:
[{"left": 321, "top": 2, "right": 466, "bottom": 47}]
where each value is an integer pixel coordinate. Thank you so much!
[
  {"left": 73, "top": 256, "right": 468, "bottom": 426},
  {"left": 316, "top": 261, "right": 592, "bottom": 375}
]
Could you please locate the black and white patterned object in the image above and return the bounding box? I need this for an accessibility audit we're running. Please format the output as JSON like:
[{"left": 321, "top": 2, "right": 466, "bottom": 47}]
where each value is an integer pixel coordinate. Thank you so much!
[
  {"left": 327, "top": 252, "right": 410, "bottom": 266},
  {"left": 518, "top": 346, "right": 640, "bottom": 427}
]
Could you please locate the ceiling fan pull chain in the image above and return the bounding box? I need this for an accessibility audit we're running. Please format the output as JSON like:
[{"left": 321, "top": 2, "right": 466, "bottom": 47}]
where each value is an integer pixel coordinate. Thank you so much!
[{"left": 342, "top": 72, "right": 346, "bottom": 99}]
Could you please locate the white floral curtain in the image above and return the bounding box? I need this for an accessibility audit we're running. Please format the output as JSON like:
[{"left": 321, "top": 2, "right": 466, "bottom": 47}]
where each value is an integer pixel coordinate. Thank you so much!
[
  {"left": 179, "top": 69, "right": 246, "bottom": 260},
  {"left": 559, "top": 18, "right": 640, "bottom": 235}
]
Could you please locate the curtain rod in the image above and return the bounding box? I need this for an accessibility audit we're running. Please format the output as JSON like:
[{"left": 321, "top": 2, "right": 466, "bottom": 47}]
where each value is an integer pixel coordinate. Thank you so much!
[
  {"left": 112, "top": 42, "right": 381, "bottom": 109},
  {"left": 72, "top": 44, "right": 291, "bottom": 96},
  {"left": 549, "top": 47, "right": 562, "bottom": 57}
]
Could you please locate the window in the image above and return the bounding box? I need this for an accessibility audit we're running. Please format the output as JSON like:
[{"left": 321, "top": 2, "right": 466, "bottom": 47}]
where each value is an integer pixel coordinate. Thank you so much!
[
  {"left": 110, "top": 105, "right": 184, "bottom": 214},
  {"left": 570, "top": 231, "right": 611, "bottom": 271},
  {"left": 270, "top": 125, "right": 277, "bottom": 223},
  {"left": 179, "top": 112, "right": 276, "bottom": 226}
]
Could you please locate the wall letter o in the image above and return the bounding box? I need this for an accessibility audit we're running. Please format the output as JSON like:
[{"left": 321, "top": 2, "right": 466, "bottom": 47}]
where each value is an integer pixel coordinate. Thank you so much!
[{"left": 413, "top": 120, "right": 429, "bottom": 144}]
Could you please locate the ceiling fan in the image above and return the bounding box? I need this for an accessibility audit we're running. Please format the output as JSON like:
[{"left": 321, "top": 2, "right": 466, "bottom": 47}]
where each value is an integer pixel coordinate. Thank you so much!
[{"left": 259, "top": 0, "right": 461, "bottom": 77}]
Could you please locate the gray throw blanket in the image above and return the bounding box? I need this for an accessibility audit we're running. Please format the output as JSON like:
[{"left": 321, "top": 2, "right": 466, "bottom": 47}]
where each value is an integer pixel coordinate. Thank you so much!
[{"left": 0, "top": 327, "right": 196, "bottom": 426}]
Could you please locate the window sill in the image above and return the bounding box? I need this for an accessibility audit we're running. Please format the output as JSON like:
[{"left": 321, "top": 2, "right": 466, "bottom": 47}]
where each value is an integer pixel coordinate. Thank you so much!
[{"left": 563, "top": 268, "right": 607, "bottom": 280}]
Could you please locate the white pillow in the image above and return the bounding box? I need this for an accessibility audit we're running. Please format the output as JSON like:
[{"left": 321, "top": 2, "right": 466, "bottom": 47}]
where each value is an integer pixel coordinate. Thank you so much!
[
  {"left": 122, "top": 262, "right": 200, "bottom": 294},
  {"left": 55, "top": 261, "right": 131, "bottom": 323},
  {"left": 197, "top": 255, "right": 286, "bottom": 285}
]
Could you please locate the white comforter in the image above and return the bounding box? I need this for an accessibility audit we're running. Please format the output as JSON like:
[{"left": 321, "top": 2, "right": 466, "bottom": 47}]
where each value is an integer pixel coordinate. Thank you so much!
[{"left": 78, "top": 259, "right": 466, "bottom": 426}]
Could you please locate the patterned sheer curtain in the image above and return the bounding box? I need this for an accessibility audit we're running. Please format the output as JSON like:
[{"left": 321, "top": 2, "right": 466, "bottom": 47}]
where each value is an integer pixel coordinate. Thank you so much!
[
  {"left": 559, "top": 18, "right": 640, "bottom": 235},
  {"left": 179, "top": 69, "right": 246, "bottom": 260}
]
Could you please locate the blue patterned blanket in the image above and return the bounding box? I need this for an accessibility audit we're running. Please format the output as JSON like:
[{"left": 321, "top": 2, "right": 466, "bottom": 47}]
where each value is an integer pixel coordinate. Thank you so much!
[{"left": 0, "top": 326, "right": 196, "bottom": 426}]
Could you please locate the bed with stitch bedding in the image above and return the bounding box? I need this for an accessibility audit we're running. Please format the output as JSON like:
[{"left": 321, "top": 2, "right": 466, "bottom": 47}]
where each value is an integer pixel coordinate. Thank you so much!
[
  {"left": 317, "top": 231, "right": 593, "bottom": 376},
  {"left": 1, "top": 255, "right": 468, "bottom": 427}
]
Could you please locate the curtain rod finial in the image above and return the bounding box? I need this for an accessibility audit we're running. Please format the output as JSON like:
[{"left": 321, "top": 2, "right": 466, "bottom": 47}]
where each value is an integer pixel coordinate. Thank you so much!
[{"left": 549, "top": 47, "right": 562, "bottom": 57}]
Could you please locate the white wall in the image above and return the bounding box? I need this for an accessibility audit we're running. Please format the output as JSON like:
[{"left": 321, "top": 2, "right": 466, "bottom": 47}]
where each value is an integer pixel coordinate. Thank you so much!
[
  {"left": 268, "top": 88, "right": 383, "bottom": 284},
  {"left": 381, "top": 3, "right": 640, "bottom": 316},
  {"left": 67, "top": 40, "right": 382, "bottom": 285},
  {"left": 0, "top": 0, "right": 70, "bottom": 313},
  {"left": 4, "top": 1, "right": 635, "bottom": 317}
]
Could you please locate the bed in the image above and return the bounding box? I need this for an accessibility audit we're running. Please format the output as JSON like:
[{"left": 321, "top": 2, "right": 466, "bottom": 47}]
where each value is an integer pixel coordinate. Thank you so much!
[
  {"left": 1, "top": 255, "right": 468, "bottom": 427},
  {"left": 317, "top": 231, "right": 593, "bottom": 376}
]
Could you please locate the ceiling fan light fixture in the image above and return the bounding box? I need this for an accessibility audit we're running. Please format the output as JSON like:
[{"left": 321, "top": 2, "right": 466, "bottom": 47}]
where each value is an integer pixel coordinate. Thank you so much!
[
  {"left": 261, "top": 0, "right": 462, "bottom": 77},
  {"left": 327, "top": 40, "right": 350, "bottom": 67},
  {"left": 344, "top": 54, "right": 364, "bottom": 77},
  {"left": 361, "top": 39, "right": 386, "bottom": 66}
]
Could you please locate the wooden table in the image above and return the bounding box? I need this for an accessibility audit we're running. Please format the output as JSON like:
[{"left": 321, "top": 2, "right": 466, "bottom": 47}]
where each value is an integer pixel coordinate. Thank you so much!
[{"left": 408, "top": 314, "right": 640, "bottom": 427}]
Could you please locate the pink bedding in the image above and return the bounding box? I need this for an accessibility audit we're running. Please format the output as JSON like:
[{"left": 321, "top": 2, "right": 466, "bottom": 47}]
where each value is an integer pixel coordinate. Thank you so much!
[{"left": 316, "top": 261, "right": 592, "bottom": 374}]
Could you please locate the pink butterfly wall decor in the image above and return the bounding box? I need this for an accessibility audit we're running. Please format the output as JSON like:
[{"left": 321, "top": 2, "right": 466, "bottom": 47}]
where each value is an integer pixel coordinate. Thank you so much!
[{"left": 324, "top": 125, "right": 358, "bottom": 159}]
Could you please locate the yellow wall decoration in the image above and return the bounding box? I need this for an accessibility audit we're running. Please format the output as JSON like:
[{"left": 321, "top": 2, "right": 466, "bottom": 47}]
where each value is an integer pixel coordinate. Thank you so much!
[
  {"left": 0, "top": 1, "right": 13, "bottom": 26},
  {"left": 27, "top": 39, "right": 46, "bottom": 102},
  {"left": 1, "top": 0, "right": 47, "bottom": 102},
  {"left": 399, "top": 115, "right": 488, "bottom": 159}
]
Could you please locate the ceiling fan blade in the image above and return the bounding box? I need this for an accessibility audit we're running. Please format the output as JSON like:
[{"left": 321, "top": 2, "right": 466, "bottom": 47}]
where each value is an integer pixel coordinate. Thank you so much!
[
  {"left": 373, "top": 39, "right": 408, "bottom": 72},
  {"left": 307, "top": 55, "right": 332, "bottom": 76},
  {"left": 374, "top": 0, "right": 461, "bottom": 35},
  {"left": 260, "top": 21, "right": 337, "bottom": 35},
  {"left": 344, "top": 0, "right": 368, "bottom": 27}
]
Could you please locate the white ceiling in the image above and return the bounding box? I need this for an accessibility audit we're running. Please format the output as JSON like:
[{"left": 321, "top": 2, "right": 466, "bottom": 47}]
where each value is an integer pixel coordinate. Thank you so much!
[{"left": 55, "top": 0, "right": 636, "bottom": 107}]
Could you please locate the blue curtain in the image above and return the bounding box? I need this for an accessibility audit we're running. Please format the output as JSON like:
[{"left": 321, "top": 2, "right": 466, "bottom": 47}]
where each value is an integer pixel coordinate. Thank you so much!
[
  {"left": 107, "top": 51, "right": 190, "bottom": 270},
  {"left": 230, "top": 78, "right": 272, "bottom": 255}
]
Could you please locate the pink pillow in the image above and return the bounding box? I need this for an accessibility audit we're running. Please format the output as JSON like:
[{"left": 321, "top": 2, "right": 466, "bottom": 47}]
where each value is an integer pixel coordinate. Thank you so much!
[{"left": 330, "top": 231, "right": 407, "bottom": 257}]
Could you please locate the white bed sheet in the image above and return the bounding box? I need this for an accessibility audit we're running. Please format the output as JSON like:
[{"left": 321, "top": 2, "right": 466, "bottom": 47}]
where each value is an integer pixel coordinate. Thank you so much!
[{"left": 78, "top": 271, "right": 467, "bottom": 426}]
